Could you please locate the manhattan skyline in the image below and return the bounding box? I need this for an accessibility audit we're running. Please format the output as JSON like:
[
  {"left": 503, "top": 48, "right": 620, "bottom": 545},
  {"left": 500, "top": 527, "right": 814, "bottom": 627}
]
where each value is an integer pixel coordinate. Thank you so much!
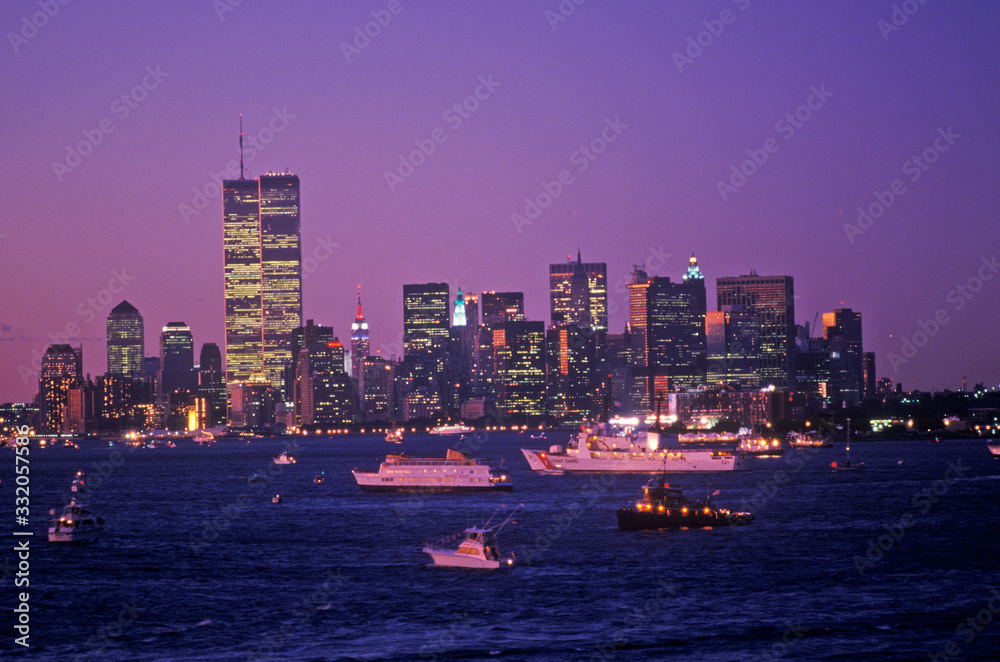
[{"left": 2, "top": 1, "right": 999, "bottom": 403}]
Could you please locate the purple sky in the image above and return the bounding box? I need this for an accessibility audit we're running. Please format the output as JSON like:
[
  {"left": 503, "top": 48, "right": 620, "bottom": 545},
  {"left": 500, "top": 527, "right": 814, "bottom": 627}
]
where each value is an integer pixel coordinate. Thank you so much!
[{"left": 2, "top": 0, "right": 998, "bottom": 402}]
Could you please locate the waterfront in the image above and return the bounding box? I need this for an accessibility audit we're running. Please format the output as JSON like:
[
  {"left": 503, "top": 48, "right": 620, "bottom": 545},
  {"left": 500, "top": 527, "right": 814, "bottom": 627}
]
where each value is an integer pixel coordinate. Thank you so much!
[{"left": 3, "top": 433, "right": 999, "bottom": 660}]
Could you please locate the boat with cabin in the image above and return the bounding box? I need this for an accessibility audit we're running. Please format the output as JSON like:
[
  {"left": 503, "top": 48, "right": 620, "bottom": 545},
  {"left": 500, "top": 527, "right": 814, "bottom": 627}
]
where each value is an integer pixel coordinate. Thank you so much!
[
  {"left": 616, "top": 475, "right": 754, "bottom": 530},
  {"left": 353, "top": 449, "right": 512, "bottom": 492}
]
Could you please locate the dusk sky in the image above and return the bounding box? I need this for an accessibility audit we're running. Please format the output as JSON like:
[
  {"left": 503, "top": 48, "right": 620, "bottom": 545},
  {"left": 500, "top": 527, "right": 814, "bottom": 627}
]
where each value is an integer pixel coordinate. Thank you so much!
[{"left": 2, "top": 0, "right": 998, "bottom": 402}]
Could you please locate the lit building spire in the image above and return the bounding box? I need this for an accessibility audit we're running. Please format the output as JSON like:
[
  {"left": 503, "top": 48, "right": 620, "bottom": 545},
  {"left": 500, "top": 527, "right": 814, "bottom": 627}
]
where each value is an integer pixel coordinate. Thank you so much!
[
  {"left": 453, "top": 286, "right": 467, "bottom": 327},
  {"left": 351, "top": 285, "right": 370, "bottom": 381},
  {"left": 683, "top": 252, "right": 704, "bottom": 282}
]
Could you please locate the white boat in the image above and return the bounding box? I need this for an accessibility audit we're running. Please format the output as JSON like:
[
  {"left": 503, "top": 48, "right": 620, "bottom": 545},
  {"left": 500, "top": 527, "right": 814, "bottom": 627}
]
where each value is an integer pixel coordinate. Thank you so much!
[
  {"left": 737, "top": 435, "right": 783, "bottom": 456},
  {"left": 385, "top": 427, "right": 404, "bottom": 443},
  {"left": 272, "top": 494, "right": 282, "bottom": 504},
  {"left": 352, "top": 449, "right": 513, "bottom": 492},
  {"left": 422, "top": 508, "right": 518, "bottom": 569},
  {"left": 273, "top": 451, "right": 296, "bottom": 465},
  {"left": 987, "top": 441, "right": 1000, "bottom": 456},
  {"left": 429, "top": 424, "right": 475, "bottom": 435},
  {"left": 787, "top": 431, "right": 833, "bottom": 448},
  {"left": 194, "top": 430, "right": 215, "bottom": 444},
  {"left": 678, "top": 431, "right": 739, "bottom": 444},
  {"left": 521, "top": 421, "right": 748, "bottom": 473},
  {"left": 48, "top": 499, "right": 104, "bottom": 543}
]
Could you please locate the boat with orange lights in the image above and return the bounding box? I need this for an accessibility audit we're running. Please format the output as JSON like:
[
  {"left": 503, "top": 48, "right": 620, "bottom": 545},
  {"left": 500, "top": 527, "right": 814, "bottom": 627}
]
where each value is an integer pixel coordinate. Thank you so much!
[{"left": 616, "top": 475, "right": 753, "bottom": 530}]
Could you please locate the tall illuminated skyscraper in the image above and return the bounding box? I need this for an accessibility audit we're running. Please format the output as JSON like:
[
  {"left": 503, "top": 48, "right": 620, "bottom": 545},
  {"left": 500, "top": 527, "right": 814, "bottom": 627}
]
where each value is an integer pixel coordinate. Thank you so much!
[
  {"left": 716, "top": 273, "right": 795, "bottom": 389},
  {"left": 222, "top": 121, "right": 302, "bottom": 417},
  {"left": 259, "top": 172, "right": 302, "bottom": 386},
  {"left": 107, "top": 300, "right": 144, "bottom": 378},
  {"left": 402, "top": 283, "right": 450, "bottom": 359},
  {"left": 351, "top": 286, "right": 370, "bottom": 382},
  {"left": 223, "top": 175, "right": 263, "bottom": 390},
  {"left": 160, "top": 322, "right": 195, "bottom": 399},
  {"left": 550, "top": 252, "right": 607, "bottom": 331}
]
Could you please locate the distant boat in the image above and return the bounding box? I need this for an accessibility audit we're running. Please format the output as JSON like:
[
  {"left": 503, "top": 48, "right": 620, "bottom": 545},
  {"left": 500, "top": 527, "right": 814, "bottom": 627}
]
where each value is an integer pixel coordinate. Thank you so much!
[
  {"left": 273, "top": 451, "right": 296, "bottom": 465},
  {"left": 987, "top": 441, "right": 1000, "bottom": 457},
  {"left": 49, "top": 473, "right": 103, "bottom": 543},
  {"left": 429, "top": 424, "right": 475, "bottom": 435},
  {"left": 272, "top": 494, "right": 282, "bottom": 504},
  {"left": 787, "top": 431, "right": 833, "bottom": 448},
  {"left": 353, "top": 449, "right": 512, "bottom": 493},
  {"left": 385, "top": 427, "right": 404, "bottom": 443},
  {"left": 833, "top": 419, "right": 865, "bottom": 471},
  {"left": 313, "top": 472, "right": 325, "bottom": 484},
  {"left": 194, "top": 430, "right": 215, "bottom": 444}
]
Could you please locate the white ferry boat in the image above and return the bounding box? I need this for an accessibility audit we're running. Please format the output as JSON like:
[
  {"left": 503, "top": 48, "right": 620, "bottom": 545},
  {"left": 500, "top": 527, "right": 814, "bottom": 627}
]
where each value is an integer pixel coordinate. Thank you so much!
[
  {"left": 352, "top": 449, "right": 512, "bottom": 492},
  {"left": 429, "top": 424, "right": 475, "bottom": 435},
  {"left": 521, "top": 421, "right": 748, "bottom": 473}
]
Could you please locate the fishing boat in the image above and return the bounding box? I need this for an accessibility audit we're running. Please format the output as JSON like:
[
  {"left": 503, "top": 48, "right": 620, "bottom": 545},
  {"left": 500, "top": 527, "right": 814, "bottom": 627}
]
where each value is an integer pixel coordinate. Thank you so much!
[
  {"left": 422, "top": 507, "right": 518, "bottom": 569},
  {"left": 616, "top": 475, "right": 754, "bottom": 530},
  {"left": 49, "top": 473, "right": 104, "bottom": 543}
]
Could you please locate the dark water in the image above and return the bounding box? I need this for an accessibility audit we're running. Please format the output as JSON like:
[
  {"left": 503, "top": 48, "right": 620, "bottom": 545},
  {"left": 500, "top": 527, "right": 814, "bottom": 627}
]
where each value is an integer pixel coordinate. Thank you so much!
[{"left": 2, "top": 433, "right": 999, "bottom": 661}]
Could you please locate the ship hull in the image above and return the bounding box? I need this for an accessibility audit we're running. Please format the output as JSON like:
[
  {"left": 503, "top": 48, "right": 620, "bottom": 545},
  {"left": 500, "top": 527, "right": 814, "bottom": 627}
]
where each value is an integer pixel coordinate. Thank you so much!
[
  {"left": 616, "top": 508, "right": 753, "bottom": 530},
  {"left": 353, "top": 480, "right": 513, "bottom": 493},
  {"left": 422, "top": 548, "right": 501, "bottom": 569}
]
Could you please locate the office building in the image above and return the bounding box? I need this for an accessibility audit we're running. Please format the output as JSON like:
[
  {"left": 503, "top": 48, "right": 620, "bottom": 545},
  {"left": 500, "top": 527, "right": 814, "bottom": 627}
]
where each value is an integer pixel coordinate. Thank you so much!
[
  {"left": 550, "top": 252, "right": 608, "bottom": 331},
  {"left": 493, "top": 320, "right": 546, "bottom": 419},
  {"left": 716, "top": 272, "right": 795, "bottom": 389},
  {"left": 824, "top": 308, "right": 864, "bottom": 406},
  {"left": 351, "top": 286, "right": 370, "bottom": 382},
  {"left": 107, "top": 300, "right": 144, "bottom": 378},
  {"left": 39, "top": 344, "right": 82, "bottom": 433},
  {"left": 159, "top": 322, "right": 196, "bottom": 400},
  {"left": 706, "top": 306, "right": 760, "bottom": 388},
  {"left": 481, "top": 292, "right": 524, "bottom": 325}
]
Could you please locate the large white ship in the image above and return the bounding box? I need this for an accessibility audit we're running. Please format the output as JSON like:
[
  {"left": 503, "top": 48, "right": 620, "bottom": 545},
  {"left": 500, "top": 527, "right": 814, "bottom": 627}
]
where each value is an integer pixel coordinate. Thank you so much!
[
  {"left": 521, "top": 422, "right": 748, "bottom": 473},
  {"left": 352, "top": 449, "right": 513, "bottom": 492}
]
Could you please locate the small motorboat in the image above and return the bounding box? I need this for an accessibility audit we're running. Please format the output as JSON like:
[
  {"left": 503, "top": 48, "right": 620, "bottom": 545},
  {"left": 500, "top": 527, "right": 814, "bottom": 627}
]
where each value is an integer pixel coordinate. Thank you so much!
[
  {"left": 272, "top": 494, "right": 282, "bottom": 504},
  {"left": 313, "top": 472, "right": 325, "bottom": 484},
  {"left": 422, "top": 507, "right": 518, "bottom": 569},
  {"left": 273, "top": 451, "right": 296, "bottom": 465}
]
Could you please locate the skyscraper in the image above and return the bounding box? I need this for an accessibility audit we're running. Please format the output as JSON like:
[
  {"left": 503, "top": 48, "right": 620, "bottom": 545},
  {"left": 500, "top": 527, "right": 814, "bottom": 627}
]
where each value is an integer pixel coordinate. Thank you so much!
[
  {"left": 259, "top": 173, "right": 302, "bottom": 386},
  {"left": 159, "top": 322, "right": 195, "bottom": 399},
  {"left": 549, "top": 252, "right": 607, "bottom": 331},
  {"left": 823, "top": 308, "right": 864, "bottom": 406},
  {"left": 199, "top": 342, "right": 226, "bottom": 427},
  {"left": 39, "top": 344, "right": 82, "bottom": 433},
  {"left": 453, "top": 287, "right": 467, "bottom": 327},
  {"left": 223, "top": 123, "right": 302, "bottom": 416},
  {"left": 646, "top": 272, "right": 707, "bottom": 394},
  {"left": 351, "top": 286, "right": 370, "bottom": 382},
  {"left": 481, "top": 292, "right": 524, "bottom": 324},
  {"left": 403, "top": 283, "right": 450, "bottom": 359},
  {"left": 706, "top": 306, "right": 760, "bottom": 388},
  {"left": 493, "top": 320, "right": 546, "bottom": 419},
  {"left": 626, "top": 268, "right": 650, "bottom": 412},
  {"left": 716, "top": 273, "right": 795, "bottom": 389},
  {"left": 107, "top": 300, "right": 144, "bottom": 378}
]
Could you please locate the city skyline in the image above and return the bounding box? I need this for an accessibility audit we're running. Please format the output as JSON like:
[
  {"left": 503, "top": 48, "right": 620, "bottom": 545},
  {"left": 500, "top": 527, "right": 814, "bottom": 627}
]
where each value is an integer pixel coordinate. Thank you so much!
[{"left": 3, "top": 1, "right": 999, "bottom": 402}]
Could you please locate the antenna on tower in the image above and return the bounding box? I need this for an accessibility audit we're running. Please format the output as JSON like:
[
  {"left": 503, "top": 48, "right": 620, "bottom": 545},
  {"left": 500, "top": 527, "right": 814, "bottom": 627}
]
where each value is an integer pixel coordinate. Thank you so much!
[{"left": 239, "top": 114, "right": 245, "bottom": 180}]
